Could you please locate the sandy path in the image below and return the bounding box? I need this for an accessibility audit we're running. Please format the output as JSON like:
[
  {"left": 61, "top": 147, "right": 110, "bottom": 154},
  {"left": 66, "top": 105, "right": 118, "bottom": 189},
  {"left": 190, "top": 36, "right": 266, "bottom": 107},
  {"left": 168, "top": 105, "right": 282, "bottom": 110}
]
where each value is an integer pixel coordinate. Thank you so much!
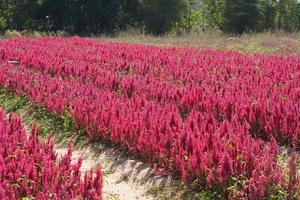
[{"left": 55, "top": 145, "right": 171, "bottom": 200}]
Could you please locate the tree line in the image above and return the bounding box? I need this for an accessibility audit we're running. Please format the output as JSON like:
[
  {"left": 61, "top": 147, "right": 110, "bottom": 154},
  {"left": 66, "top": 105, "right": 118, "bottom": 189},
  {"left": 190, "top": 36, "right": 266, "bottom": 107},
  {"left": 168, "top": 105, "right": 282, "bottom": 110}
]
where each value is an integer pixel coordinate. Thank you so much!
[
  {"left": 202, "top": 0, "right": 300, "bottom": 34},
  {"left": 0, "top": 0, "right": 300, "bottom": 35}
]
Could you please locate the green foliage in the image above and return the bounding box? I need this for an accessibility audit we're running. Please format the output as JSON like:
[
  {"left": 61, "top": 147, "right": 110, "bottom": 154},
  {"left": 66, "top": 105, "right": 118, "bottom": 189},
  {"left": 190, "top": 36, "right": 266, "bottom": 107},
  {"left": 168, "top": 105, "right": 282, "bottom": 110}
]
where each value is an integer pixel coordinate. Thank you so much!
[
  {"left": 0, "top": 17, "right": 7, "bottom": 31},
  {"left": 44, "top": 0, "right": 121, "bottom": 34},
  {"left": 117, "top": 0, "right": 142, "bottom": 29},
  {"left": 63, "top": 112, "right": 74, "bottom": 131},
  {"left": 175, "top": 10, "right": 207, "bottom": 33},
  {"left": 200, "top": 0, "right": 300, "bottom": 34},
  {"left": 222, "top": 0, "right": 260, "bottom": 34},
  {"left": 203, "top": 0, "right": 225, "bottom": 30},
  {"left": 1, "top": 0, "right": 300, "bottom": 35},
  {"left": 0, "top": 87, "right": 82, "bottom": 144},
  {"left": 258, "top": 0, "right": 278, "bottom": 31},
  {"left": 267, "top": 186, "right": 288, "bottom": 200},
  {"left": 142, "top": 0, "right": 187, "bottom": 35},
  {"left": 277, "top": 0, "right": 300, "bottom": 32},
  {"left": 0, "top": 0, "right": 141, "bottom": 35}
]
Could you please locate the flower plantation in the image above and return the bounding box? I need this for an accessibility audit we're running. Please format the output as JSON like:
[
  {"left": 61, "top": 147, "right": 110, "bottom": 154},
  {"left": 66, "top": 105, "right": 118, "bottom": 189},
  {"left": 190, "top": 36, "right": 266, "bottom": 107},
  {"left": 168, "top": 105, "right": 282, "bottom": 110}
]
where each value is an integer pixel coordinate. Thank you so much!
[
  {"left": 0, "top": 108, "right": 102, "bottom": 199},
  {"left": 0, "top": 37, "right": 300, "bottom": 199}
]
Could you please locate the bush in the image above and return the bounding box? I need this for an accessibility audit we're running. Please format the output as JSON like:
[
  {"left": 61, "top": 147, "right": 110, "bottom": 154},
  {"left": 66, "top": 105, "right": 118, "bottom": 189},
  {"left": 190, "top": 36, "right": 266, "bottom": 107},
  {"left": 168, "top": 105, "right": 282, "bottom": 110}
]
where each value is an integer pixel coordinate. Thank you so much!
[{"left": 0, "top": 17, "right": 7, "bottom": 31}]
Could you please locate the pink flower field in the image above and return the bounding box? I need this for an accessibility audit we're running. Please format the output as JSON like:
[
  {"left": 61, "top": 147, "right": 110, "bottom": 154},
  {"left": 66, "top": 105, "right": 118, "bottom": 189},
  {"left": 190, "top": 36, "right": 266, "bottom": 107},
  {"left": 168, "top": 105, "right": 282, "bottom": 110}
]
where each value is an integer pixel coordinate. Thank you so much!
[
  {"left": 0, "top": 108, "right": 102, "bottom": 200},
  {"left": 0, "top": 37, "right": 300, "bottom": 199}
]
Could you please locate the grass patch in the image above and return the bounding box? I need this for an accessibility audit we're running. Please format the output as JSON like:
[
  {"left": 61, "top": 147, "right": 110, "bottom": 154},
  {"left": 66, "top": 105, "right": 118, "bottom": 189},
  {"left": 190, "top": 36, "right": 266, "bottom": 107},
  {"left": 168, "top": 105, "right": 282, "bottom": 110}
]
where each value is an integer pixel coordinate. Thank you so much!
[{"left": 0, "top": 88, "right": 87, "bottom": 148}]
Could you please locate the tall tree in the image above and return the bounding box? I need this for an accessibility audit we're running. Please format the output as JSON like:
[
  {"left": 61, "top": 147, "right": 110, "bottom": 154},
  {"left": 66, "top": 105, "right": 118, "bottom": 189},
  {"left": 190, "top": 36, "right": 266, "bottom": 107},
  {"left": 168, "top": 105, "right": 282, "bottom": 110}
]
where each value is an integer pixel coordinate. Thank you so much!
[
  {"left": 84, "top": 0, "right": 120, "bottom": 34},
  {"left": 142, "top": 0, "right": 187, "bottom": 35},
  {"left": 222, "top": 0, "right": 260, "bottom": 34},
  {"left": 259, "top": 0, "right": 278, "bottom": 31},
  {"left": 278, "top": 0, "right": 299, "bottom": 31},
  {"left": 118, "top": 0, "right": 142, "bottom": 29},
  {"left": 202, "top": 0, "right": 224, "bottom": 30}
]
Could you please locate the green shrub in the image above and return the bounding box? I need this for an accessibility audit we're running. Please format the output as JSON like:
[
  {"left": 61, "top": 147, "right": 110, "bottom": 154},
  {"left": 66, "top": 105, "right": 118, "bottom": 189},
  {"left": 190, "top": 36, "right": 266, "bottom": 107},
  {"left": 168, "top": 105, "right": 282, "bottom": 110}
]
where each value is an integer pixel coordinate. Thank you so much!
[{"left": 0, "top": 17, "right": 7, "bottom": 31}]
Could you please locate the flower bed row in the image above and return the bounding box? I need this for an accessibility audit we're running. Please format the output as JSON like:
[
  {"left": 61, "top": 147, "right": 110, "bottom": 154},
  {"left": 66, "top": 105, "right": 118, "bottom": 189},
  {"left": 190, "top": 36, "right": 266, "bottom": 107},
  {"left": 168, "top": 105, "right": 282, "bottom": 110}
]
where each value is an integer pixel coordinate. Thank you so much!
[
  {"left": 0, "top": 38, "right": 299, "bottom": 145},
  {"left": 0, "top": 53, "right": 298, "bottom": 198},
  {"left": 0, "top": 108, "right": 102, "bottom": 200}
]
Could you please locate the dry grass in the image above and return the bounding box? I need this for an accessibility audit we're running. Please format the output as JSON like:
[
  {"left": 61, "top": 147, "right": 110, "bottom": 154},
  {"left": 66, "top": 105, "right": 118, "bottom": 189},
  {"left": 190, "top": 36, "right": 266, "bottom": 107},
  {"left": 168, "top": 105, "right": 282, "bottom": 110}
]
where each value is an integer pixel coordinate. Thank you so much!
[
  {"left": 2, "top": 29, "right": 300, "bottom": 55},
  {"left": 3, "top": 29, "right": 69, "bottom": 38},
  {"left": 100, "top": 31, "right": 300, "bottom": 55}
]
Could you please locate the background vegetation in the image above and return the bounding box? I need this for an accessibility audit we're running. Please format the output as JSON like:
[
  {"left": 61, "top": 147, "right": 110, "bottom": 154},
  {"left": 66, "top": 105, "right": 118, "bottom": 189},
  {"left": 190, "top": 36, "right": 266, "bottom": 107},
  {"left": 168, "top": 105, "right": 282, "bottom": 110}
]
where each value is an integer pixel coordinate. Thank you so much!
[{"left": 1, "top": 0, "right": 300, "bottom": 35}]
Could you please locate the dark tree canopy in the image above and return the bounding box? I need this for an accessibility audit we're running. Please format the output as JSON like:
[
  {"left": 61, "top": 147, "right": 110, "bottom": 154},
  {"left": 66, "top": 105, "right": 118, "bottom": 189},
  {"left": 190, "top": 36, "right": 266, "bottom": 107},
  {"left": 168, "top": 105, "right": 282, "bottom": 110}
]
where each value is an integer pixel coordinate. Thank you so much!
[
  {"left": 142, "top": 0, "right": 187, "bottom": 35},
  {"left": 1, "top": 0, "right": 300, "bottom": 35},
  {"left": 223, "top": 0, "right": 260, "bottom": 34}
]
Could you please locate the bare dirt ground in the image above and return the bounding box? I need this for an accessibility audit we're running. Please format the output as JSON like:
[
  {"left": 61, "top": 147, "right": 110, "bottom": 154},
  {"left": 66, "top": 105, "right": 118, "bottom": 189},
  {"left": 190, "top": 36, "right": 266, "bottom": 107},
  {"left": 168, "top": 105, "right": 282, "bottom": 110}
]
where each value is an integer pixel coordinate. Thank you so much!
[{"left": 55, "top": 145, "right": 174, "bottom": 200}]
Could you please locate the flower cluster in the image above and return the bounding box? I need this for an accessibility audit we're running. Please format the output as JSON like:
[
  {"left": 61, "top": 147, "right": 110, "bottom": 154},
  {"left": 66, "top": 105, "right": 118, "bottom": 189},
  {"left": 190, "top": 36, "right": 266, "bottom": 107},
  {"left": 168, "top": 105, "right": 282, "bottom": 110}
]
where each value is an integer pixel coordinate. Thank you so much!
[
  {"left": 0, "top": 108, "right": 102, "bottom": 200},
  {"left": 0, "top": 37, "right": 299, "bottom": 198}
]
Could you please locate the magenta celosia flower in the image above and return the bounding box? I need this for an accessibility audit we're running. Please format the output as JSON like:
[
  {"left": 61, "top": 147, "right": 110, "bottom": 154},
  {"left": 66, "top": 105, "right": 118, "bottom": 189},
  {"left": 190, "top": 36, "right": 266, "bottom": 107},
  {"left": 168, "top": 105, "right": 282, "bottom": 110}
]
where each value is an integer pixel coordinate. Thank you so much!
[
  {"left": 0, "top": 37, "right": 299, "bottom": 199},
  {"left": 218, "top": 153, "right": 233, "bottom": 185},
  {"left": 0, "top": 109, "right": 102, "bottom": 199}
]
